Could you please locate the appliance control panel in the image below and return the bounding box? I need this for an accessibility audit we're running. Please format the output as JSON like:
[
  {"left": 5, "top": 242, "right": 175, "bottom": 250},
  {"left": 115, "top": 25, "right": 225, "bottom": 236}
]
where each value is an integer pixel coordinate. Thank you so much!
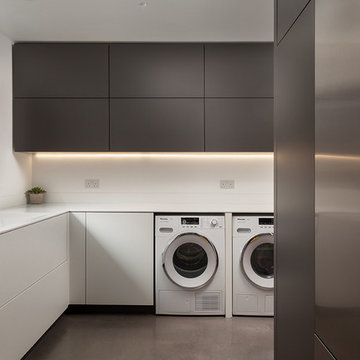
[
  {"left": 156, "top": 215, "right": 224, "bottom": 234},
  {"left": 233, "top": 216, "right": 274, "bottom": 236},
  {"left": 202, "top": 216, "right": 224, "bottom": 229}
]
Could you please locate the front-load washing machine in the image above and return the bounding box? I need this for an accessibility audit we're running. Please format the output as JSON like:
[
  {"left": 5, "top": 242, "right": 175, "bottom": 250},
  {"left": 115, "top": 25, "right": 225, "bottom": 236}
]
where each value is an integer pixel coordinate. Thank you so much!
[
  {"left": 233, "top": 215, "right": 274, "bottom": 316},
  {"left": 155, "top": 215, "right": 225, "bottom": 315}
]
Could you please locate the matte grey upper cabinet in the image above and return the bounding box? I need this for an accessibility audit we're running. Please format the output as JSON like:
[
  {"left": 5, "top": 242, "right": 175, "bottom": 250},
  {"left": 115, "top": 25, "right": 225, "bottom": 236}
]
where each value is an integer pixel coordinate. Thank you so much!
[
  {"left": 205, "top": 99, "right": 273, "bottom": 152},
  {"left": 110, "top": 44, "right": 204, "bottom": 97},
  {"left": 110, "top": 99, "right": 204, "bottom": 152},
  {"left": 205, "top": 43, "right": 273, "bottom": 98},
  {"left": 13, "top": 99, "right": 109, "bottom": 152},
  {"left": 13, "top": 44, "right": 109, "bottom": 98},
  {"left": 277, "top": 0, "right": 310, "bottom": 43}
]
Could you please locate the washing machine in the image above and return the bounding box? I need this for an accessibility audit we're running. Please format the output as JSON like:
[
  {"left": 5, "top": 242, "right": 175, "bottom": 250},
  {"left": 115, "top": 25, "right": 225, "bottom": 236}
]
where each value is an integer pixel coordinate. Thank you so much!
[
  {"left": 155, "top": 215, "right": 225, "bottom": 315},
  {"left": 233, "top": 215, "right": 274, "bottom": 316}
]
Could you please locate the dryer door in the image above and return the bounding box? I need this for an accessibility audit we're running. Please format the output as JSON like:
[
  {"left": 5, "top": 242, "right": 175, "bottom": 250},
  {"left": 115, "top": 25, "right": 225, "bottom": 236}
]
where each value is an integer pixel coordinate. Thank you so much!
[
  {"left": 163, "top": 233, "right": 219, "bottom": 289},
  {"left": 241, "top": 233, "right": 274, "bottom": 289}
]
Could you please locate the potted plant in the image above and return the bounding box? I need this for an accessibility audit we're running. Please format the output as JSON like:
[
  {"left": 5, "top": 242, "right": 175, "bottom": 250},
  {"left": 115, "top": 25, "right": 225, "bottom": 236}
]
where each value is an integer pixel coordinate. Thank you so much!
[{"left": 26, "top": 187, "right": 47, "bottom": 204}]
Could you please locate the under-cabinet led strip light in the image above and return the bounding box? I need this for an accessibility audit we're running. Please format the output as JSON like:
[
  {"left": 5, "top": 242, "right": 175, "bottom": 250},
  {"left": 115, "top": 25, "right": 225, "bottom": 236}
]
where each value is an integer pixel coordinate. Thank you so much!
[
  {"left": 316, "top": 154, "right": 360, "bottom": 161},
  {"left": 34, "top": 153, "right": 274, "bottom": 159}
]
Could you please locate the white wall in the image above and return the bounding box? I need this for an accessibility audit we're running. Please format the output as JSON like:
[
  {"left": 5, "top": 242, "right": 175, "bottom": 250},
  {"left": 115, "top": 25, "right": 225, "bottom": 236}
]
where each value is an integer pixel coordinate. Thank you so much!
[
  {"left": 0, "top": 33, "right": 32, "bottom": 209},
  {"left": 32, "top": 155, "right": 274, "bottom": 212}
]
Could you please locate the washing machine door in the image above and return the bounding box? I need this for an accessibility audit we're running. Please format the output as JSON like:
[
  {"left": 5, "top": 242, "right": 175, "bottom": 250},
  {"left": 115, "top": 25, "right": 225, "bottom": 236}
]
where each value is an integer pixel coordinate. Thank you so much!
[
  {"left": 162, "top": 233, "right": 219, "bottom": 289},
  {"left": 241, "top": 233, "right": 274, "bottom": 289}
]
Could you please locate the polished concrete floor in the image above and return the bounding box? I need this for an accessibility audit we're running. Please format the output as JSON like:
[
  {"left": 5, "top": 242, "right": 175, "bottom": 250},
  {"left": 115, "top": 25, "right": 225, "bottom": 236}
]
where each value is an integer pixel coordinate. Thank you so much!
[{"left": 24, "top": 314, "right": 274, "bottom": 360}]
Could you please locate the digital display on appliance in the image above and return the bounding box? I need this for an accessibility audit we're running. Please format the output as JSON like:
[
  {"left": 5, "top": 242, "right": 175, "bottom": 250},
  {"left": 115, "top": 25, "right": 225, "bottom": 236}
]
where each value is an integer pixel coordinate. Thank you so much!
[
  {"left": 259, "top": 218, "right": 274, "bottom": 225},
  {"left": 181, "top": 217, "right": 199, "bottom": 225}
]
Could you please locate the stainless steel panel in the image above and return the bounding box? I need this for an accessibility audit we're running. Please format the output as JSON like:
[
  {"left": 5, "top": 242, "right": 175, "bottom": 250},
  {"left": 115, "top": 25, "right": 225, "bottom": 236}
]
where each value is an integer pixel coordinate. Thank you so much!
[
  {"left": 274, "top": 1, "right": 315, "bottom": 359},
  {"left": 315, "top": 1, "right": 360, "bottom": 358},
  {"left": 315, "top": 335, "right": 336, "bottom": 360},
  {"left": 276, "top": 0, "right": 310, "bottom": 43}
]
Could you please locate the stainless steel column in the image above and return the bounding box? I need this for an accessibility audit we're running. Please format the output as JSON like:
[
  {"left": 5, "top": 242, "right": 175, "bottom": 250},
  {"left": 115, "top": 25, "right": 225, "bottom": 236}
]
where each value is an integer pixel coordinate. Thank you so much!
[
  {"left": 274, "top": 1, "right": 315, "bottom": 359},
  {"left": 315, "top": 0, "right": 360, "bottom": 359}
]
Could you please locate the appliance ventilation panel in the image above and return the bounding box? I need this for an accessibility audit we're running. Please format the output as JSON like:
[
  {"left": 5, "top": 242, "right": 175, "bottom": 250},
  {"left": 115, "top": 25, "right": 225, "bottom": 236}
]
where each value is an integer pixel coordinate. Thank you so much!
[{"left": 195, "top": 292, "right": 221, "bottom": 312}]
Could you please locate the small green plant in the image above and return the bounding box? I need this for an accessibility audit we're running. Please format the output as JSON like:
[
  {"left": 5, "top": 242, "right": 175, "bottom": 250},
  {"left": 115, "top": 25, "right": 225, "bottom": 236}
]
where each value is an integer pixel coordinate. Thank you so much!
[{"left": 26, "top": 186, "right": 47, "bottom": 194}]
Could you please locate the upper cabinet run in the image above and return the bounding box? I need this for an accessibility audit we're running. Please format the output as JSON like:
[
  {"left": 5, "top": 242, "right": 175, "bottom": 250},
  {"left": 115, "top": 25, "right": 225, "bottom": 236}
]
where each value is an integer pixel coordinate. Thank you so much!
[
  {"left": 205, "top": 43, "right": 273, "bottom": 98},
  {"left": 13, "top": 43, "right": 109, "bottom": 98},
  {"left": 110, "top": 44, "right": 204, "bottom": 97},
  {"left": 12, "top": 42, "right": 274, "bottom": 152}
]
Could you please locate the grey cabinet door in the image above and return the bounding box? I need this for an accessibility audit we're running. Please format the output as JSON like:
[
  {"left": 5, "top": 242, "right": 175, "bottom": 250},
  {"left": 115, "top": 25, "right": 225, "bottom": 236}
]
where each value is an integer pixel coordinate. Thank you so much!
[
  {"left": 110, "top": 44, "right": 204, "bottom": 97},
  {"left": 13, "top": 99, "right": 109, "bottom": 151},
  {"left": 277, "top": 0, "right": 310, "bottom": 42},
  {"left": 205, "top": 99, "right": 273, "bottom": 152},
  {"left": 205, "top": 43, "right": 273, "bottom": 98},
  {"left": 13, "top": 43, "right": 109, "bottom": 98},
  {"left": 110, "top": 99, "right": 204, "bottom": 152}
]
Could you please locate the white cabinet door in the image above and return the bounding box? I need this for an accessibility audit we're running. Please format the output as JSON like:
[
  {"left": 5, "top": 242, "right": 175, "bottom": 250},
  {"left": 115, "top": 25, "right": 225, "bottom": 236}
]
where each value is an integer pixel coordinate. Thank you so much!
[
  {"left": 86, "top": 213, "right": 154, "bottom": 305},
  {"left": 69, "top": 212, "right": 86, "bottom": 304}
]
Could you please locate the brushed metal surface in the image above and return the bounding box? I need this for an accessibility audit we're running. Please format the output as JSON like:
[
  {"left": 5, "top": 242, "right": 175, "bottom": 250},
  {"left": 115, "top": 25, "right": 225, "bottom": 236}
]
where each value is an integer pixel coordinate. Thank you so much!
[
  {"left": 276, "top": 0, "right": 310, "bottom": 43},
  {"left": 315, "top": 335, "right": 336, "bottom": 360},
  {"left": 315, "top": 0, "right": 360, "bottom": 359},
  {"left": 274, "top": 1, "right": 315, "bottom": 359}
]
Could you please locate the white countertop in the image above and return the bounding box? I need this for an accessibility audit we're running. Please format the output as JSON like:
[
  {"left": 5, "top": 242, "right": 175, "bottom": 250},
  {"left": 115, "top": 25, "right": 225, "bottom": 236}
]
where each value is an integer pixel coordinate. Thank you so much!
[{"left": 0, "top": 202, "right": 273, "bottom": 235}]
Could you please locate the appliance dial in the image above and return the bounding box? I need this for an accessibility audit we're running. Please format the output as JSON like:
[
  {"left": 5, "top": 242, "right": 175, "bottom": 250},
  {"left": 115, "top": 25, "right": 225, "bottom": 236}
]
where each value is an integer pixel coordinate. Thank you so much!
[{"left": 210, "top": 218, "right": 218, "bottom": 227}]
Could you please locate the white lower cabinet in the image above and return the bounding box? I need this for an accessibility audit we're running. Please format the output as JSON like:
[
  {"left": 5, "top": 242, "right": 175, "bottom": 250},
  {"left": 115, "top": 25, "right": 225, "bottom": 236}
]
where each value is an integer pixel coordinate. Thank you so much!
[
  {"left": 86, "top": 213, "right": 154, "bottom": 305},
  {"left": 0, "top": 262, "right": 69, "bottom": 360},
  {"left": 0, "top": 214, "right": 68, "bottom": 307},
  {"left": 0, "top": 211, "right": 154, "bottom": 358},
  {"left": 0, "top": 214, "right": 69, "bottom": 360}
]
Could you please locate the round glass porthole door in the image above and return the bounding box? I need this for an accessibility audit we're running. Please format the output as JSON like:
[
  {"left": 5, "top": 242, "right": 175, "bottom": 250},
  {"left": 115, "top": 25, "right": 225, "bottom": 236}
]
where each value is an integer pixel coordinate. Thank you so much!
[
  {"left": 163, "top": 233, "right": 218, "bottom": 289},
  {"left": 241, "top": 233, "right": 274, "bottom": 289}
]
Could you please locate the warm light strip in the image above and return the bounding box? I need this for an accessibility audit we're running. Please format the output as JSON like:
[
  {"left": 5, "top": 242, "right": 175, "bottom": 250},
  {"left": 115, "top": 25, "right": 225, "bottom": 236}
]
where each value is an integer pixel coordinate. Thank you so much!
[
  {"left": 34, "top": 152, "right": 274, "bottom": 159},
  {"left": 316, "top": 154, "right": 360, "bottom": 161}
]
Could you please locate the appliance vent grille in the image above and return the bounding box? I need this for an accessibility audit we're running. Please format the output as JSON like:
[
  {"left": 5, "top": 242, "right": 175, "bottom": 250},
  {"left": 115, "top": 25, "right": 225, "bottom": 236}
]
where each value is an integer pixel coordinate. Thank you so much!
[{"left": 195, "top": 292, "right": 221, "bottom": 312}]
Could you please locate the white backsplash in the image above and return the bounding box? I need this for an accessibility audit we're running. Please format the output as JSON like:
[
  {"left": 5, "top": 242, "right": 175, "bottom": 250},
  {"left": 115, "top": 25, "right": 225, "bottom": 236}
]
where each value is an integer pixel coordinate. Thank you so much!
[{"left": 32, "top": 154, "right": 274, "bottom": 211}]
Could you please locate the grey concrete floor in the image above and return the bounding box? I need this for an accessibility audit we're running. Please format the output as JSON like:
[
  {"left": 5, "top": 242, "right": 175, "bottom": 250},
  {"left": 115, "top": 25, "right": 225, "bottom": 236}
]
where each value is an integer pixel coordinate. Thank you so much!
[{"left": 24, "top": 314, "right": 274, "bottom": 360}]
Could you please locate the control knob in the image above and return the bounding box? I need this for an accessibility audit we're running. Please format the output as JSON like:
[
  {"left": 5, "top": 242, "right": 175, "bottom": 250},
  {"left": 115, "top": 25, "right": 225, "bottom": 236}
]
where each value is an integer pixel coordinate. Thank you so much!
[{"left": 210, "top": 218, "right": 218, "bottom": 227}]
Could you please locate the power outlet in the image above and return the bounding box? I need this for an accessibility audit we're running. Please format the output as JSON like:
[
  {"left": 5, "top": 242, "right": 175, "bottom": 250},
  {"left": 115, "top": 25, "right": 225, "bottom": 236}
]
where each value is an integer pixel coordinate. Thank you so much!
[
  {"left": 220, "top": 180, "right": 235, "bottom": 189},
  {"left": 85, "top": 179, "right": 100, "bottom": 189}
]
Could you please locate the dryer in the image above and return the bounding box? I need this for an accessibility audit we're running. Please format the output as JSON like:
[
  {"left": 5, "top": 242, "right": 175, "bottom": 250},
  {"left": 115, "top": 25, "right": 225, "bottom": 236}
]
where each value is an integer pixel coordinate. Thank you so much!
[
  {"left": 233, "top": 215, "right": 274, "bottom": 316},
  {"left": 155, "top": 215, "right": 225, "bottom": 315}
]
